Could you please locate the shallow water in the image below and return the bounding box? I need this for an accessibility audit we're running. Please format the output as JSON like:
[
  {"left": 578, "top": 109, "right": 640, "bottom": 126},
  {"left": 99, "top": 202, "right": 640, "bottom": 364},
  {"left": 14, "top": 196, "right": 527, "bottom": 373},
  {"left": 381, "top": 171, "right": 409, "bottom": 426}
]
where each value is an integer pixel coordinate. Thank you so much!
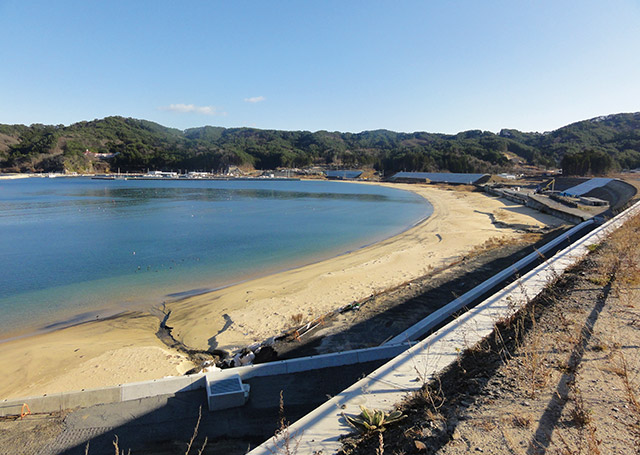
[{"left": 0, "top": 178, "right": 431, "bottom": 337}]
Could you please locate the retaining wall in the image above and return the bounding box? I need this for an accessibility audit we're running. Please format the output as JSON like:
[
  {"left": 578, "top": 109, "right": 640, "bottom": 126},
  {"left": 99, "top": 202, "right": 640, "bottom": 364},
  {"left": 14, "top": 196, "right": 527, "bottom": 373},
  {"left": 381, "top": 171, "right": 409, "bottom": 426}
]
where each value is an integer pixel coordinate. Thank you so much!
[
  {"left": 0, "top": 374, "right": 207, "bottom": 417},
  {"left": 250, "top": 200, "right": 640, "bottom": 455},
  {"left": 0, "top": 343, "right": 409, "bottom": 417}
]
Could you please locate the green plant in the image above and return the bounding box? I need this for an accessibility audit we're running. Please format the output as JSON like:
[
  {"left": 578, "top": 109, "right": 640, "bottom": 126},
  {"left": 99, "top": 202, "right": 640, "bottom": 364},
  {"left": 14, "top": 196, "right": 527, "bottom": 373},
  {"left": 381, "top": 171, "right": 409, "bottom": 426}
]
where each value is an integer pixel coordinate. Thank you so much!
[
  {"left": 587, "top": 243, "right": 600, "bottom": 252},
  {"left": 343, "top": 406, "right": 406, "bottom": 433}
]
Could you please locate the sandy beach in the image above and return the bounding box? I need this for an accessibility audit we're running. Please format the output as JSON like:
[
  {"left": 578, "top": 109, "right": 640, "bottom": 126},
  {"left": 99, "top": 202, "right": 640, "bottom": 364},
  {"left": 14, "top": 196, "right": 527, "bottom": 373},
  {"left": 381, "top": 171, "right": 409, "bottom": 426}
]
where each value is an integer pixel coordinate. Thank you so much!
[{"left": 0, "top": 183, "right": 564, "bottom": 400}]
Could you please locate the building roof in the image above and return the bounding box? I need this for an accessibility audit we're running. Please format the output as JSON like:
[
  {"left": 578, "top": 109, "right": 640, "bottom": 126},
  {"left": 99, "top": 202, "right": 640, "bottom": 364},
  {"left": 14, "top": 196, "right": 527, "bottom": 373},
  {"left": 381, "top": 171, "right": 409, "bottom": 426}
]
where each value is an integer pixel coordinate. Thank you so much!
[
  {"left": 562, "top": 178, "right": 613, "bottom": 197},
  {"left": 324, "top": 170, "right": 363, "bottom": 179},
  {"left": 389, "top": 172, "right": 488, "bottom": 184}
]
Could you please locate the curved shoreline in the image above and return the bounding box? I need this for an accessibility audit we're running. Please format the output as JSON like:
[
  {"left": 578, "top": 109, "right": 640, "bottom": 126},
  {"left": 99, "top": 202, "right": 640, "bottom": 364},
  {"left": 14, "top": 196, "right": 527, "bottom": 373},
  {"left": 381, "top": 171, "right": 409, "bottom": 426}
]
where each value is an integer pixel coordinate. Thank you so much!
[
  {"left": 0, "top": 183, "right": 565, "bottom": 399},
  {"left": 165, "top": 182, "right": 565, "bottom": 352},
  {"left": 0, "top": 180, "right": 430, "bottom": 343}
]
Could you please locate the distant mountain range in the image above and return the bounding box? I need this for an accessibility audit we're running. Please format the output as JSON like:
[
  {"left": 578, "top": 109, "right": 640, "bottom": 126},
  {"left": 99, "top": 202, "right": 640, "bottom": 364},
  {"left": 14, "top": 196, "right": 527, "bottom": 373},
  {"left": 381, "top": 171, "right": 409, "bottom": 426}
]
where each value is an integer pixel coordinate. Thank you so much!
[{"left": 1, "top": 112, "right": 639, "bottom": 175}]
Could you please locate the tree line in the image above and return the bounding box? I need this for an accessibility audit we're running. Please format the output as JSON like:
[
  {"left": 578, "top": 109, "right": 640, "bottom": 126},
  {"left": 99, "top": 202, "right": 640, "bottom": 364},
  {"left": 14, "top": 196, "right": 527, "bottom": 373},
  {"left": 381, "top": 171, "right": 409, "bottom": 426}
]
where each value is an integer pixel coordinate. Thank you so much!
[{"left": 1, "top": 113, "right": 639, "bottom": 176}]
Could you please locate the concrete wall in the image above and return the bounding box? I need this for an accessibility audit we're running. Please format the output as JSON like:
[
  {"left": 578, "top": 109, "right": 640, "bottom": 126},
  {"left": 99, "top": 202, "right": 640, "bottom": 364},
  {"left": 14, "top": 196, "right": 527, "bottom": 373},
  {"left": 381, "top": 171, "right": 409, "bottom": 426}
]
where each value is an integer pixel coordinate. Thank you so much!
[
  {"left": 525, "top": 195, "right": 589, "bottom": 223},
  {"left": 207, "top": 343, "right": 410, "bottom": 383},
  {"left": 0, "top": 343, "right": 409, "bottom": 417},
  {"left": 484, "top": 185, "right": 590, "bottom": 224},
  {"left": 249, "top": 200, "right": 640, "bottom": 455},
  {"left": 0, "top": 374, "right": 207, "bottom": 417}
]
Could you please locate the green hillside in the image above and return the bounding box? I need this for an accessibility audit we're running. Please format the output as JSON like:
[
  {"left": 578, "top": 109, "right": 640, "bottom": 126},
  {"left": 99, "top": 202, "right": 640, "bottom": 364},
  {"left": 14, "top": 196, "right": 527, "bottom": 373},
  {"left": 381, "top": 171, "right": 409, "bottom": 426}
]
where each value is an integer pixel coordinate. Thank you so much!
[{"left": 1, "top": 113, "right": 639, "bottom": 175}]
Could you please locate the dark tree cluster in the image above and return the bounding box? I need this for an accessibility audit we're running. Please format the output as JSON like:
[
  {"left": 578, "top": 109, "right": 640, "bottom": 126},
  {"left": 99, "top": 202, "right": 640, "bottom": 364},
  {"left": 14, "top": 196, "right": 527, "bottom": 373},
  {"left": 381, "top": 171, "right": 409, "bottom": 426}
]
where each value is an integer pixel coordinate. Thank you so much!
[{"left": 1, "top": 113, "right": 639, "bottom": 176}]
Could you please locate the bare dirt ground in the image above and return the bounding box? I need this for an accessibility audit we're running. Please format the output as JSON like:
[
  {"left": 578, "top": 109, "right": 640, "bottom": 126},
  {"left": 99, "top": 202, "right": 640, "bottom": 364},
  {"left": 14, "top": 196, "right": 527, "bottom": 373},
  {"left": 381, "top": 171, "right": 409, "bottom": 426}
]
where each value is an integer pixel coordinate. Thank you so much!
[
  {"left": 341, "top": 215, "right": 640, "bottom": 455},
  {"left": 0, "top": 412, "right": 67, "bottom": 455}
]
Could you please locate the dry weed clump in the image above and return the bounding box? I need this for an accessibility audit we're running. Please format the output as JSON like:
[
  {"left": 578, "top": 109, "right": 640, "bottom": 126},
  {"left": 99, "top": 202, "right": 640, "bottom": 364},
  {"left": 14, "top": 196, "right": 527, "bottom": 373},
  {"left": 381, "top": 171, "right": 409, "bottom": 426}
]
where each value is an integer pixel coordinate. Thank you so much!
[
  {"left": 509, "top": 413, "right": 532, "bottom": 428},
  {"left": 557, "top": 383, "right": 603, "bottom": 455},
  {"left": 512, "top": 301, "right": 552, "bottom": 399},
  {"left": 568, "top": 385, "right": 593, "bottom": 428},
  {"left": 612, "top": 352, "right": 640, "bottom": 437},
  {"left": 290, "top": 313, "right": 304, "bottom": 325},
  {"left": 598, "top": 213, "right": 640, "bottom": 288},
  {"left": 267, "top": 391, "right": 302, "bottom": 455}
]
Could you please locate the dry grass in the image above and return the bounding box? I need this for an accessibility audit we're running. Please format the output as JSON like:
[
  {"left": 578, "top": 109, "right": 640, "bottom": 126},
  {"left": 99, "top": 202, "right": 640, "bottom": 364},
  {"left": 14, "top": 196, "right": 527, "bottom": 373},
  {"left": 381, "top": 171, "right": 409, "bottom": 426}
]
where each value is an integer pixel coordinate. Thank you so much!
[
  {"left": 511, "top": 299, "right": 553, "bottom": 399},
  {"left": 266, "top": 391, "right": 302, "bottom": 455},
  {"left": 290, "top": 313, "right": 304, "bottom": 326},
  {"left": 87, "top": 406, "right": 208, "bottom": 455},
  {"left": 466, "top": 234, "right": 534, "bottom": 260},
  {"left": 568, "top": 385, "right": 592, "bottom": 428},
  {"left": 508, "top": 413, "right": 532, "bottom": 429}
]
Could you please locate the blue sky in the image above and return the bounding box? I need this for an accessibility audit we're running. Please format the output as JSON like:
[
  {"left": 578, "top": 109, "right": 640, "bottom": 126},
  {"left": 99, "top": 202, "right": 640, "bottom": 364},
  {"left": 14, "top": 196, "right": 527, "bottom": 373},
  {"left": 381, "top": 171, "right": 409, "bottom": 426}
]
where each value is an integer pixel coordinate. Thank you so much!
[{"left": 1, "top": 1, "right": 639, "bottom": 134}]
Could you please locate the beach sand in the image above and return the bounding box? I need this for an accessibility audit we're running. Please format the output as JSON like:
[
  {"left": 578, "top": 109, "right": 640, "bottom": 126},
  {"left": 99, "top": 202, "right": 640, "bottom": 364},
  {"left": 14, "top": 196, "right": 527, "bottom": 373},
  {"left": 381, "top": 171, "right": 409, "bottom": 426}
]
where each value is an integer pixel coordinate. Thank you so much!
[
  {"left": 166, "top": 184, "right": 564, "bottom": 353},
  {"left": 0, "top": 183, "right": 564, "bottom": 400},
  {"left": 0, "top": 312, "right": 193, "bottom": 400}
]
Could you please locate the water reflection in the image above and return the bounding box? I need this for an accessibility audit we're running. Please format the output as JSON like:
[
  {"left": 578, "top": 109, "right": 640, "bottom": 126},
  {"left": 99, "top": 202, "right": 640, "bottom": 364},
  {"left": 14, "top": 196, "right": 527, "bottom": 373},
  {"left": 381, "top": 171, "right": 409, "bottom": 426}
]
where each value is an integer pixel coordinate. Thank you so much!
[{"left": 0, "top": 179, "right": 430, "bottom": 335}]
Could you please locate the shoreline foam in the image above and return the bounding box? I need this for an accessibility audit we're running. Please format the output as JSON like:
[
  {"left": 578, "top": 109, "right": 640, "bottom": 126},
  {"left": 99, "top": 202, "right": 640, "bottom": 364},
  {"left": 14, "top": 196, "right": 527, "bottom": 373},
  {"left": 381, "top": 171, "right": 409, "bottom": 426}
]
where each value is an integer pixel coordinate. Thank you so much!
[{"left": 0, "top": 183, "right": 565, "bottom": 399}]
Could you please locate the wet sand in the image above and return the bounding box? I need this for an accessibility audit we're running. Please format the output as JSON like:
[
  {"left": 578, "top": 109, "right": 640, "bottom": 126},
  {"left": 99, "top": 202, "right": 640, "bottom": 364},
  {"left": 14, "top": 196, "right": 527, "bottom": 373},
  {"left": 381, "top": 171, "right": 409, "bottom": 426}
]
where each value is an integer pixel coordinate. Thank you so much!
[{"left": 0, "top": 183, "right": 564, "bottom": 400}]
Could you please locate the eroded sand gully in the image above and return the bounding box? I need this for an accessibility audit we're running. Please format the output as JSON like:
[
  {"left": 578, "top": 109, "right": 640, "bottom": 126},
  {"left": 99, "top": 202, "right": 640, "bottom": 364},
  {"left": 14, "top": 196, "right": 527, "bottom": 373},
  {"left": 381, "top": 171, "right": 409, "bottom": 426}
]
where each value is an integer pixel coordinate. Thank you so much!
[{"left": 0, "top": 184, "right": 564, "bottom": 399}]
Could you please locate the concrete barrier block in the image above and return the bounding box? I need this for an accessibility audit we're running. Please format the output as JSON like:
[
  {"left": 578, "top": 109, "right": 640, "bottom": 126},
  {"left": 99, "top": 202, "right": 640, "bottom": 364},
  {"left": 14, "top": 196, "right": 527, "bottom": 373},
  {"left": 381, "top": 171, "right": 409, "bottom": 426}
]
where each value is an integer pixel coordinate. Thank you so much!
[
  {"left": 356, "top": 345, "right": 407, "bottom": 363},
  {"left": 283, "top": 357, "right": 315, "bottom": 374},
  {"left": 237, "top": 361, "right": 288, "bottom": 379},
  {"left": 0, "top": 401, "right": 23, "bottom": 417},
  {"left": 60, "top": 387, "right": 121, "bottom": 410},
  {"left": 121, "top": 375, "right": 201, "bottom": 401},
  {"left": 285, "top": 351, "right": 358, "bottom": 374},
  {"left": 0, "top": 398, "right": 47, "bottom": 417},
  {"left": 318, "top": 351, "right": 359, "bottom": 368},
  {"left": 185, "top": 374, "right": 207, "bottom": 391},
  {"left": 26, "top": 394, "right": 63, "bottom": 414}
]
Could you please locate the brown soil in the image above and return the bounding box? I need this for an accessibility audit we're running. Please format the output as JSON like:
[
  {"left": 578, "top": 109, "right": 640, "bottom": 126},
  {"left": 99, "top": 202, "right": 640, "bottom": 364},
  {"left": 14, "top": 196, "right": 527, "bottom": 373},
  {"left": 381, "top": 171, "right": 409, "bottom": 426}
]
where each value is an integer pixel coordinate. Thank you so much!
[
  {"left": 0, "top": 412, "right": 67, "bottom": 455},
  {"left": 340, "top": 216, "right": 640, "bottom": 455},
  {"left": 0, "top": 133, "right": 19, "bottom": 153}
]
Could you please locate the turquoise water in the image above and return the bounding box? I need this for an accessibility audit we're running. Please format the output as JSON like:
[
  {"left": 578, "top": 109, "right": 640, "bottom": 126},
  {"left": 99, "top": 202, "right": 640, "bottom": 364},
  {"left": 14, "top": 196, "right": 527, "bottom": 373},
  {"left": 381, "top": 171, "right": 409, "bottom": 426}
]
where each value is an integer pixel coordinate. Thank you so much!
[{"left": 0, "top": 178, "right": 431, "bottom": 337}]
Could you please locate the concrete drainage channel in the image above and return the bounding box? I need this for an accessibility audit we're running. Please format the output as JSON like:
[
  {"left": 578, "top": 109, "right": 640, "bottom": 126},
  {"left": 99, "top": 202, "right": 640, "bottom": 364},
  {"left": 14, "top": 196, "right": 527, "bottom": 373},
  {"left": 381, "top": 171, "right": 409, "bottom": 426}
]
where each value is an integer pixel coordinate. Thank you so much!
[{"left": 247, "top": 200, "right": 640, "bottom": 455}]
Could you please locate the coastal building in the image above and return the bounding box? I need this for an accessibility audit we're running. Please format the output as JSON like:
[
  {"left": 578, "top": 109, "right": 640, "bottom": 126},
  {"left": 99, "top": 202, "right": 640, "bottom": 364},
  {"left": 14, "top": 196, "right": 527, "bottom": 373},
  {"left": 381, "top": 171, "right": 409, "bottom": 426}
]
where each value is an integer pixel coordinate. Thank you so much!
[
  {"left": 388, "top": 172, "right": 489, "bottom": 185},
  {"left": 145, "top": 170, "right": 178, "bottom": 178},
  {"left": 324, "top": 170, "right": 363, "bottom": 180},
  {"left": 83, "top": 149, "right": 119, "bottom": 160}
]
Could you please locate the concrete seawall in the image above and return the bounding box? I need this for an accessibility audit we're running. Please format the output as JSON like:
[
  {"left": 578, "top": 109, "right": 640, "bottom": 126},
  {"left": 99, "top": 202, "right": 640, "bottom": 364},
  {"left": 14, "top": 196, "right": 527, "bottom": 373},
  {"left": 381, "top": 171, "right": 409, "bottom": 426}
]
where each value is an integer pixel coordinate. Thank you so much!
[
  {"left": 0, "top": 374, "right": 207, "bottom": 417},
  {"left": 484, "top": 186, "right": 590, "bottom": 224},
  {"left": 0, "top": 344, "right": 410, "bottom": 417},
  {"left": 249, "top": 199, "right": 640, "bottom": 455}
]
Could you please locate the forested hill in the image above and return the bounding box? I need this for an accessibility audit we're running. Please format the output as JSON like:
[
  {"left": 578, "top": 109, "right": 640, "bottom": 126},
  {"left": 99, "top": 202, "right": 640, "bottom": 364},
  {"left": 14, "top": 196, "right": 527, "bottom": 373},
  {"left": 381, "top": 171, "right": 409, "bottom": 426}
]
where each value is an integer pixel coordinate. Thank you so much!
[{"left": 1, "top": 113, "right": 639, "bottom": 175}]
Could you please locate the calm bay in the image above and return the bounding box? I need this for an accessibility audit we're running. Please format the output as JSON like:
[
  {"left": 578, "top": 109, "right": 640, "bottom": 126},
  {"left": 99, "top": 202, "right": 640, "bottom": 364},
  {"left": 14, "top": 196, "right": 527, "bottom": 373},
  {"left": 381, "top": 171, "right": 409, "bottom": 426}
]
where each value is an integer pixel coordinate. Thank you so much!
[{"left": 0, "top": 177, "right": 431, "bottom": 338}]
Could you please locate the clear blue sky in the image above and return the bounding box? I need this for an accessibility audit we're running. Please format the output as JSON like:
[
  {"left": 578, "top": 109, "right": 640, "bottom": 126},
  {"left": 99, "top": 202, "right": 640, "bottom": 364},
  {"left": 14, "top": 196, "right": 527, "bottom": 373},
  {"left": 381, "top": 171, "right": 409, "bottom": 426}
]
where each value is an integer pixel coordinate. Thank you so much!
[{"left": 1, "top": 1, "right": 639, "bottom": 134}]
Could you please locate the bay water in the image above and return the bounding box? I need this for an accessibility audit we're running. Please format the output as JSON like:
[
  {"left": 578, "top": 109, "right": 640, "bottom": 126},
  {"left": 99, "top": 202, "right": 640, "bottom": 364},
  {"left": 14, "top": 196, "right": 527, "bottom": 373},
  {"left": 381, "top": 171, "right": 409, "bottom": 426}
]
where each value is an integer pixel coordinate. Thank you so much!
[{"left": 0, "top": 178, "right": 431, "bottom": 338}]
